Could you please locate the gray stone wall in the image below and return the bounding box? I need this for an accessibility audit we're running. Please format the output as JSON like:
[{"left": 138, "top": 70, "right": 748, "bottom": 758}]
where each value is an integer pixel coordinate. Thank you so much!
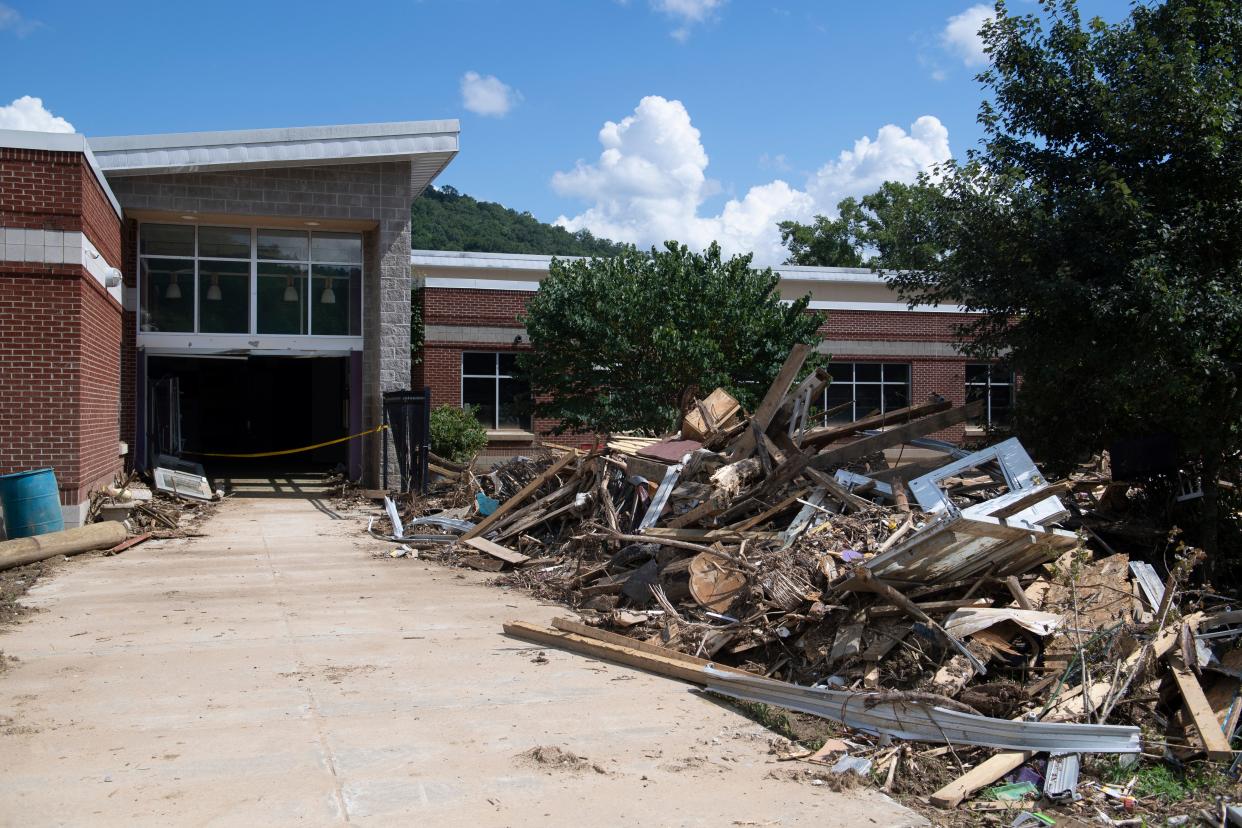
[{"left": 108, "top": 161, "right": 414, "bottom": 486}]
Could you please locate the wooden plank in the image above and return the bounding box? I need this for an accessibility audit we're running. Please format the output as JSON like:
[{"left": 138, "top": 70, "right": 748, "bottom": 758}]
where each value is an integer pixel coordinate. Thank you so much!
[
  {"left": 1166, "top": 651, "right": 1235, "bottom": 760},
  {"left": 504, "top": 621, "right": 711, "bottom": 685},
  {"left": 549, "top": 617, "right": 755, "bottom": 677},
  {"left": 808, "top": 401, "right": 984, "bottom": 472},
  {"left": 801, "top": 399, "right": 953, "bottom": 450},
  {"left": 930, "top": 752, "right": 1034, "bottom": 808},
  {"left": 641, "top": 527, "right": 778, "bottom": 542},
  {"left": 462, "top": 536, "right": 530, "bottom": 565},
  {"left": 105, "top": 532, "right": 153, "bottom": 555},
  {"left": 727, "top": 488, "right": 809, "bottom": 532},
  {"left": 987, "top": 480, "right": 1074, "bottom": 519},
  {"left": 460, "top": 450, "right": 577, "bottom": 540}
]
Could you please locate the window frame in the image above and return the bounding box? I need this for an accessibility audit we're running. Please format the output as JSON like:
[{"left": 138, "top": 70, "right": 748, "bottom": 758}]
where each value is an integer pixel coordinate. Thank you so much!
[
  {"left": 460, "top": 351, "right": 531, "bottom": 431},
  {"left": 821, "top": 361, "right": 913, "bottom": 423},
  {"left": 965, "top": 363, "right": 1015, "bottom": 428},
  {"left": 137, "top": 222, "right": 363, "bottom": 339}
]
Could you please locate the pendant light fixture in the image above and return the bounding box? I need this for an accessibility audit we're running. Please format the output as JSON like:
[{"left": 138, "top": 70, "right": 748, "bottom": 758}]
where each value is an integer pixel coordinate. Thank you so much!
[
  {"left": 165, "top": 271, "right": 182, "bottom": 300},
  {"left": 283, "top": 275, "right": 298, "bottom": 303},
  {"left": 206, "top": 272, "right": 222, "bottom": 301},
  {"left": 320, "top": 276, "right": 336, "bottom": 305}
]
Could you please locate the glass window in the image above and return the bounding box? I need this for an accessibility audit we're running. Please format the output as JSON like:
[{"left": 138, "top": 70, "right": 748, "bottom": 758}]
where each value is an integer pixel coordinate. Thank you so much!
[
  {"left": 310, "top": 264, "right": 360, "bottom": 336},
  {"left": 461, "top": 352, "right": 531, "bottom": 430},
  {"left": 816, "top": 362, "right": 913, "bottom": 425},
  {"left": 258, "top": 229, "right": 309, "bottom": 262},
  {"left": 140, "top": 258, "right": 195, "bottom": 332},
  {"left": 311, "top": 232, "right": 363, "bottom": 264},
  {"left": 198, "top": 226, "right": 250, "bottom": 259},
  {"left": 140, "top": 224, "right": 194, "bottom": 257},
  {"left": 257, "top": 263, "right": 308, "bottom": 335},
  {"left": 197, "top": 260, "right": 249, "bottom": 333},
  {"left": 140, "top": 223, "right": 363, "bottom": 338},
  {"left": 966, "top": 364, "right": 1015, "bottom": 427}
]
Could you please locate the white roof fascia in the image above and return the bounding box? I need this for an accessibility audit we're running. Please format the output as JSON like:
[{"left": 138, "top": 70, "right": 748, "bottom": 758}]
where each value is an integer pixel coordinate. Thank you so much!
[
  {"left": 90, "top": 120, "right": 460, "bottom": 181},
  {"left": 0, "top": 129, "right": 122, "bottom": 217},
  {"left": 411, "top": 249, "right": 891, "bottom": 285}
]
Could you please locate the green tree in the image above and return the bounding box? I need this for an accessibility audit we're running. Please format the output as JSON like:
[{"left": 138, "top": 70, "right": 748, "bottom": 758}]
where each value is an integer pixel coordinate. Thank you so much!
[
  {"left": 410, "top": 185, "right": 627, "bottom": 256},
  {"left": 778, "top": 200, "right": 866, "bottom": 267},
  {"left": 885, "top": 0, "right": 1242, "bottom": 554},
  {"left": 519, "top": 242, "right": 823, "bottom": 434},
  {"left": 778, "top": 182, "right": 947, "bottom": 270}
]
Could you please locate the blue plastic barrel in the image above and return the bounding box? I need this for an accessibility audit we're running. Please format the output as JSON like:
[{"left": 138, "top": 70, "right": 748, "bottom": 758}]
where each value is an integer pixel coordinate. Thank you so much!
[{"left": 0, "top": 468, "right": 64, "bottom": 539}]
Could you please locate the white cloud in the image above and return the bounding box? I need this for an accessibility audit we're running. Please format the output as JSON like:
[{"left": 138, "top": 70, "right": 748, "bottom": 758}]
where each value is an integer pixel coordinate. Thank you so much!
[
  {"left": 459, "top": 71, "right": 521, "bottom": 118},
  {"left": 941, "top": 3, "right": 994, "bottom": 67},
  {"left": 553, "top": 96, "right": 951, "bottom": 265},
  {"left": 651, "top": 0, "right": 723, "bottom": 40},
  {"left": 0, "top": 96, "right": 74, "bottom": 133},
  {"left": 0, "top": 3, "right": 41, "bottom": 37}
]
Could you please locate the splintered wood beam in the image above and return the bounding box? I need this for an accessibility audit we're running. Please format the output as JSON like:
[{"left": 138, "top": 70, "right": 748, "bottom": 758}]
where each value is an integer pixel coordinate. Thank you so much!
[
  {"left": 808, "top": 401, "right": 983, "bottom": 472},
  {"left": 724, "top": 344, "right": 812, "bottom": 461},
  {"left": 1165, "top": 651, "right": 1235, "bottom": 760},
  {"left": 801, "top": 399, "right": 953, "bottom": 449},
  {"left": 460, "top": 450, "right": 577, "bottom": 540}
]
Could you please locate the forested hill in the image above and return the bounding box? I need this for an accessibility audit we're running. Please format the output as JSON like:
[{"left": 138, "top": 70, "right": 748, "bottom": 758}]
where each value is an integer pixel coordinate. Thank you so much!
[{"left": 410, "top": 185, "right": 627, "bottom": 256}]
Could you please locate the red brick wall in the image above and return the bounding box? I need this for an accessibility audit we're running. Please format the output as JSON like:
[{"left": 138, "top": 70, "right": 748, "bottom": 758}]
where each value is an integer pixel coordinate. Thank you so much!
[
  {"left": 80, "top": 157, "right": 122, "bottom": 266},
  {"left": 0, "top": 266, "right": 122, "bottom": 504},
  {"left": 423, "top": 287, "right": 530, "bottom": 327},
  {"left": 417, "top": 287, "right": 986, "bottom": 447},
  {"left": 0, "top": 148, "right": 82, "bottom": 231},
  {"left": 0, "top": 148, "right": 124, "bottom": 510},
  {"left": 819, "top": 309, "right": 977, "bottom": 342}
]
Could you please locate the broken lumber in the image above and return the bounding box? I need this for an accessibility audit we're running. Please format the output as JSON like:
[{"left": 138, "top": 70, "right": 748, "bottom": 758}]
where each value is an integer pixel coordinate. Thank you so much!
[
  {"left": 1166, "top": 651, "right": 1235, "bottom": 760},
  {"left": 724, "top": 344, "right": 811, "bottom": 461},
  {"left": 461, "top": 536, "right": 530, "bottom": 566},
  {"left": 0, "top": 521, "right": 128, "bottom": 572},
  {"left": 808, "top": 400, "right": 984, "bottom": 472},
  {"left": 460, "top": 450, "right": 577, "bottom": 540},
  {"left": 801, "top": 398, "right": 953, "bottom": 450},
  {"left": 929, "top": 752, "right": 1035, "bottom": 808}
]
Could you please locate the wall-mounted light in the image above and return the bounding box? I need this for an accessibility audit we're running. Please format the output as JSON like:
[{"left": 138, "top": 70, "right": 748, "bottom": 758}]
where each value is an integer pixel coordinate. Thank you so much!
[{"left": 104, "top": 267, "right": 122, "bottom": 288}]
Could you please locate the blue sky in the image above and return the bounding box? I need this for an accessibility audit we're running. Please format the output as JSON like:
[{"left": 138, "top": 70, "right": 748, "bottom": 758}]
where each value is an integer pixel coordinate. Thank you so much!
[{"left": 1, "top": 0, "right": 1133, "bottom": 262}]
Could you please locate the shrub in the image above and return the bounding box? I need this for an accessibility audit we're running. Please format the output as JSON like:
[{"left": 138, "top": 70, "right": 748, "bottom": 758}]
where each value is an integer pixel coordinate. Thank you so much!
[{"left": 430, "top": 404, "right": 488, "bottom": 463}]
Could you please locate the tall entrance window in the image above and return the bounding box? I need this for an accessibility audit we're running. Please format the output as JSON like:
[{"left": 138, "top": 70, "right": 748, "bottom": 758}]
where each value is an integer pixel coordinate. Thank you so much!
[
  {"left": 139, "top": 223, "right": 362, "bottom": 337},
  {"left": 461, "top": 352, "right": 531, "bottom": 430}
]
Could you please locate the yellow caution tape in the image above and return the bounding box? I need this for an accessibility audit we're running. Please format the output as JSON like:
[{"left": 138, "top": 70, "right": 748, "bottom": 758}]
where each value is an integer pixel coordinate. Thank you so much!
[{"left": 183, "top": 424, "right": 390, "bottom": 459}]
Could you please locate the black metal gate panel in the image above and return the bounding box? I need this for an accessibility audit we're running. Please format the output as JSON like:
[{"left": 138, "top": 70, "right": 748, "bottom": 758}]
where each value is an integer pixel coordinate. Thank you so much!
[{"left": 382, "top": 387, "right": 431, "bottom": 494}]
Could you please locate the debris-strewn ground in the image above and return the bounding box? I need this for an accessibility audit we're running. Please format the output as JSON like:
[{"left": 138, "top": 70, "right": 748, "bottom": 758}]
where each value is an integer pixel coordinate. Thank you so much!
[{"left": 360, "top": 349, "right": 1241, "bottom": 825}]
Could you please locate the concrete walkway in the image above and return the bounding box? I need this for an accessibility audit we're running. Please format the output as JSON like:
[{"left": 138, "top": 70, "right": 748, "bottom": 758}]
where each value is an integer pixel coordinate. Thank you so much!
[{"left": 0, "top": 497, "right": 922, "bottom": 827}]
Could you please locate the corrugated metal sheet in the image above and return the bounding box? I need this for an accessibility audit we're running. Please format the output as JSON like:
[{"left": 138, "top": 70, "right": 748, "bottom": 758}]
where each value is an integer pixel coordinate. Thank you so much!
[{"left": 702, "top": 666, "right": 1141, "bottom": 753}]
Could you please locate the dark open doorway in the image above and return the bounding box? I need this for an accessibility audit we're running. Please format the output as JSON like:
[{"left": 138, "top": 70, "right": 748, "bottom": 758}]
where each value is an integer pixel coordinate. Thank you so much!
[{"left": 145, "top": 355, "right": 351, "bottom": 496}]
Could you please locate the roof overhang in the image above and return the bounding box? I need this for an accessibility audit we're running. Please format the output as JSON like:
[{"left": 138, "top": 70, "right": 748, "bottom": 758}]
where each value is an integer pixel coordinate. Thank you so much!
[{"left": 90, "top": 119, "right": 460, "bottom": 193}]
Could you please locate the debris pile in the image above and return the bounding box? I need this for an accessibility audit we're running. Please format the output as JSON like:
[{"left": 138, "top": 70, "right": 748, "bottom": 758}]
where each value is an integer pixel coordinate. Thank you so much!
[
  {"left": 87, "top": 470, "right": 218, "bottom": 537},
  {"left": 378, "top": 344, "right": 1240, "bottom": 819}
]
